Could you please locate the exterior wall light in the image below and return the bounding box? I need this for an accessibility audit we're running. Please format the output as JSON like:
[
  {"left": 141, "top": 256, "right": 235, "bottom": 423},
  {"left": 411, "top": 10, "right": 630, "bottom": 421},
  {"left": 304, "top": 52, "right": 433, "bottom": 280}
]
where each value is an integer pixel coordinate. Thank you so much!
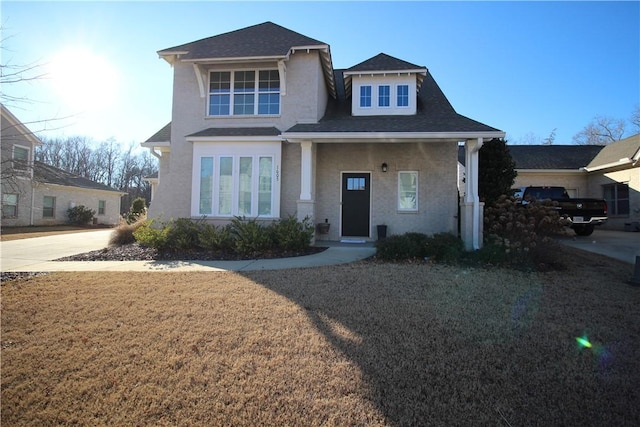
[{"left": 381, "top": 162, "right": 388, "bottom": 173}]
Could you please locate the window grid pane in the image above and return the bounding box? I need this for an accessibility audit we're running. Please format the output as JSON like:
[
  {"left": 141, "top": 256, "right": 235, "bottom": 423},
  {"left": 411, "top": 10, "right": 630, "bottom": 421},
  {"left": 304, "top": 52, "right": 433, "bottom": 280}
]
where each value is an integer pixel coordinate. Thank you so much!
[
  {"left": 218, "top": 157, "right": 233, "bottom": 215},
  {"left": 258, "top": 157, "right": 272, "bottom": 215},
  {"left": 98, "top": 200, "right": 106, "bottom": 215},
  {"left": 397, "top": 85, "right": 409, "bottom": 107},
  {"left": 43, "top": 196, "right": 55, "bottom": 218},
  {"left": 378, "top": 85, "right": 390, "bottom": 107},
  {"left": 360, "top": 86, "right": 372, "bottom": 107},
  {"left": 2, "top": 193, "right": 18, "bottom": 217},
  {"left": 209, "top": 72, "right": 231, "bottom": 116},
  {"left": 238, "top": 157, "right": 252, "bottom": 215},
  {"left": 199, "top": 157, "right": 213, "bottom": 215}
]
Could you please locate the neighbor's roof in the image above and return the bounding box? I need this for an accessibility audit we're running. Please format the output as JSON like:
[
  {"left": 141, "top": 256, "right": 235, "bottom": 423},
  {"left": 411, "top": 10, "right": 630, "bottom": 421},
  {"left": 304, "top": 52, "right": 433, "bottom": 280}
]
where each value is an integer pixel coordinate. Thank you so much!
[
  {"left": 586, "top": 134, "right": 640, "bottom": 171},
  {"left": 286, "top": 68, "right": 502, "bottom": 135},
  {"left": 34, "top": 161, "right": 123, "bottom": 193},
  {"left": 145, "top": 122, "right": 171, "bottom": 143},
  {"left": 457, "top": 145, "right": 604, "bottom": 169},
  {"left": 158, "top": 21, "right": 328, "bottom": 60}
]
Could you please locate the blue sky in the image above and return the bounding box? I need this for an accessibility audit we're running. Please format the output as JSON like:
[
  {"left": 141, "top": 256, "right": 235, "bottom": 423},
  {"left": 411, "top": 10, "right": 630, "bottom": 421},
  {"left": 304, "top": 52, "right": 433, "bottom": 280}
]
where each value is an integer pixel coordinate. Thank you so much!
[{"left": 2, "top": 1, "right": 638, "bottom": 146}]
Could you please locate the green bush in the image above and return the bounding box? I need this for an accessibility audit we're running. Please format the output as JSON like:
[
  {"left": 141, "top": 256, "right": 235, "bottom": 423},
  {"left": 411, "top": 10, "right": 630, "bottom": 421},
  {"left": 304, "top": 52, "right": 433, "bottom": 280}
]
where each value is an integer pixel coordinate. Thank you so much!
[
  {"left": 198, "top": 223, "right": 234, "bottom": 253},
  {"left": 133, "top": 220, "right": 170, "bottom": 251},
  {"left": 230, "top": 216, "right": 273, "bottom": 256},
  {"left": 375, "top": 232, "right": 429, "bottom": 261},
  {"left": 423, "top": 233, "right": 464, "bottom": 263},
  {"left": 165, "top": 218, "right": 203, "bottom": 251},
  {"left": 271, "top": 214, "right": 314, "bottom": 251},
  {"left": 126, "top": 197, "right": 147, "bottom": 224},
  {"left": 67, "top": 205, "right": 95, "bottom": 225}
]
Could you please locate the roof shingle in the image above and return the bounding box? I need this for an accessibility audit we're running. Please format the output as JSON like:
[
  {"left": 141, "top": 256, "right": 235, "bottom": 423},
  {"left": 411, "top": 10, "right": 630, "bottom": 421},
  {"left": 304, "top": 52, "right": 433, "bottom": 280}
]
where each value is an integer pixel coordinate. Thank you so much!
[{"left": 33, "top": 161, "right": 122, "bottom": 193}]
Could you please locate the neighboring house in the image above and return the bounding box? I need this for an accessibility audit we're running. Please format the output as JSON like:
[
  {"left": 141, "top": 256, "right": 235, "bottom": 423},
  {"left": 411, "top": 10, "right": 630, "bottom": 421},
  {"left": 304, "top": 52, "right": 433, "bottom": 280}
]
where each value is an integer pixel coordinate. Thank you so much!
[
  {"left": 458, "top": 138, "right": 640, "bottom": 231},
  {"left": 585, "top": 134, "right": 640, "bottom": 230},
  {"left": 1, "top": 105, "right": 124, "bottom": 226},
  {"left": 143, "top": 22, "right": 505, "bottom": 249}
]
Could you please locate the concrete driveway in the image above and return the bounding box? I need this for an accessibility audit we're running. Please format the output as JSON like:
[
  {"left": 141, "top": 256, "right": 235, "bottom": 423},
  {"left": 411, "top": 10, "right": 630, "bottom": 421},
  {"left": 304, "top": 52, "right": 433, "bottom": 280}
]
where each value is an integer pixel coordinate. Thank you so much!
[
  {"left": 1, "top": 230, "right": 113, "bottom": 271},
  {"left": 557, "top": 229, "right": 640, "bottom": 264}
]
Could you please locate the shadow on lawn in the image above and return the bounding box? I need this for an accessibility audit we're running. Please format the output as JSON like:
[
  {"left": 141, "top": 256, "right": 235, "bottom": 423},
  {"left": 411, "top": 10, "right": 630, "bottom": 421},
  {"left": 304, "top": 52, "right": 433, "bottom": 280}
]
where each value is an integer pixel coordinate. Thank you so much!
[{"left": 242, "top": 260, "right": 640, "bottom": 425}]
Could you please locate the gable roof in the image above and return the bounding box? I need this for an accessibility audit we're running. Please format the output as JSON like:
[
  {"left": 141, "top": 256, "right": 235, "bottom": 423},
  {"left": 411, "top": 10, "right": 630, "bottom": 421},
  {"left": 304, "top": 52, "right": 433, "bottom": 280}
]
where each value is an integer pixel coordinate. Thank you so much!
[
  {"left": 458, "top": 145, "right": 604, "bottom": 169},
  {"left": 158, "top": 22, "right": 327, "bottom": 61},
  {"left": 1, "top": 104, "right": 43, "bottom": 147},
  {"left": 33, "top": 161, "right": 122, "bottom": 193},
  {"left": 345, "top": 53, "right": 425, "bottom": 73},
  {"left": 158, "top": 21, "right": 336, "bottom": 99},
  {"left": 585, "top": 134, "right": 640, "bottom": 171},
  {"left": 286, "top": 68, "right": 502, "bottom": 137},
  {"left": 145, "top": 122, "right": 171, "bottom": 143}
]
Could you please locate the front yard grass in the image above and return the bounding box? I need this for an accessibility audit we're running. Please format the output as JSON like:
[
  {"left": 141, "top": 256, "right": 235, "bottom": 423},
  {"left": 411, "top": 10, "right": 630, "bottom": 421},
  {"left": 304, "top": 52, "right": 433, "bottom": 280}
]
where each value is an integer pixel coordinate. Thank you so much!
[{"left": 2, "top": 247, "right": 639, "bottom": 425}]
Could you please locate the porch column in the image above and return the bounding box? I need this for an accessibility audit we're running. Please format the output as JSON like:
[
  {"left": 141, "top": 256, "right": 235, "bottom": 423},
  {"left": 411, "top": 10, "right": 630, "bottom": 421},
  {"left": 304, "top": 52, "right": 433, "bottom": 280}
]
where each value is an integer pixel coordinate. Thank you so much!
[
  {"left": 297, "top": 140, "right": 315, "bottom": 223},
  {"left": 461, "top": 138, "right": 484, "bottom": 250}
]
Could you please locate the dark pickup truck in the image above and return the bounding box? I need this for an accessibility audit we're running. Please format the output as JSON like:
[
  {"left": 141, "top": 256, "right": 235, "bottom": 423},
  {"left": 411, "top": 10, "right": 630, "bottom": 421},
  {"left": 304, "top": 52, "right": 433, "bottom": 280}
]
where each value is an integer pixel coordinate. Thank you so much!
[{"left": 519, "top": 186, "right": 608, "bottom": 236}]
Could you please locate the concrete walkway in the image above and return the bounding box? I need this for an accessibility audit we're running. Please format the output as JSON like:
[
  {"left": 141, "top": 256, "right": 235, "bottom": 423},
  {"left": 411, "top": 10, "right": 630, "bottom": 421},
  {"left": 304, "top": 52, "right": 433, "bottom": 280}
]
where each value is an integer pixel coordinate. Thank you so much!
[
  {"left": 556, "top": 229, "right": 640, "bottom": 264},
  {"left": 0, "top": 230, "right": 377, "bottom": 272}
]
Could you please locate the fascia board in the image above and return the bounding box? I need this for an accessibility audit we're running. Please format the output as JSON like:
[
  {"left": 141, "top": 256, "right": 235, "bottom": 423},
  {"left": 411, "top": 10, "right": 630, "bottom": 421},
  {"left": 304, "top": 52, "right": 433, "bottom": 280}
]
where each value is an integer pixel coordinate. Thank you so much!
[
  {"left": 283, "top": 131, "right": 505, "bottom": 142},
  {"left": 584, "top": 159, "right": 633, "bottom": 172},
  {"left": 186, "top": 135, "right": 283, "bottom": 143},
  {"left": 182, "top": 55, "right": 287, "bottom": 64},
  {"left": 516, "top": 169, "right": 587, "bottom": 174}
]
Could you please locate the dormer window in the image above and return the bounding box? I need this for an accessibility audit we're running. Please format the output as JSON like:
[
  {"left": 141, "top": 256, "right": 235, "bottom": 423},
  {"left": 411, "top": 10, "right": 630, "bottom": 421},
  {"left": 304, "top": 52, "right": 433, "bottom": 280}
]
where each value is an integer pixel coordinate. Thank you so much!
[
  {"left": 208, "top": 69, "right": 280, "bottom": 116},
  {"left": 378, "top": 85, "right": 390, "bottom": 107},
  {"left": 359, "top": 86, "right": 372, "bottom": 108},
  {"left": 397, "top": 85, "right": 409, "bottom": 107}
]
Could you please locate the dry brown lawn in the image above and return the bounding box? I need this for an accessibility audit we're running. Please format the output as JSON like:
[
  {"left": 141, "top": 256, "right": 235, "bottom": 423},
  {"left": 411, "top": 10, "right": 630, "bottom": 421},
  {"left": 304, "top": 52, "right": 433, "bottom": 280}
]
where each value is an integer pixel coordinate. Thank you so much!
[{"left": 2, "top": 248, "right": 639, "bottom": 426}]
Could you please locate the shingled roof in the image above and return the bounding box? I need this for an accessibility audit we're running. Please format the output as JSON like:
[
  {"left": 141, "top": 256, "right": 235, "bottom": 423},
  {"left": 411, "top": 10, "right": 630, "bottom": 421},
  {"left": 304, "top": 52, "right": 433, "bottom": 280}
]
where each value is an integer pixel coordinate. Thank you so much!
[
  {"left": 187, "top": 127, "right": 281, "bottom": 138},
  {"left": 145, "top": 122, "right": 171, "bottom": 143},
  {"left": 586, "top": 134, "right": 640, "bottom": 171},
  {"left": 158, "top": 22, "right": 327, "bottom": 61},
  {"left": 286, "top": 68, "right": 501, "bottom": 135},
  {"left": 33, "top": 161, "right": 122, "bottom": 193},
  {"left": 457, "top": 145, "right": 604, "bottom": 169},
  {"left": 345, "top": 53, "right": 425, "bottom": 73}
]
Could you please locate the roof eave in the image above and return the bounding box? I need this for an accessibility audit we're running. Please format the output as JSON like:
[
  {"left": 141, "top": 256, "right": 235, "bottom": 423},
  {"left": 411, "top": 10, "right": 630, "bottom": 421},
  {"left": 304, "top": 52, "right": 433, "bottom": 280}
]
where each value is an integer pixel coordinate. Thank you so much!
[
  {"left": 283, "top": 131, "right": 505, "bottom": 142},
  {"left": 186, "top": 135, "right": 284, "bottom": 143}
]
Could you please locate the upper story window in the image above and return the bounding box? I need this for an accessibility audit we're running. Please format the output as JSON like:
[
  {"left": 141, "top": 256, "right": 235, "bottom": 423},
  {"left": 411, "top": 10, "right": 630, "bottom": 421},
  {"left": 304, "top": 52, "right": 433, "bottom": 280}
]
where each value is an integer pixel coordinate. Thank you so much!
[
  {"left": 397, "top": 85, "right": 409, "bottom": 107},
  {"left": 12, "top": 145, "right": 29, "bottom": 170},
  {"left": 209, "top": 70, "right": 280, "bottom": 116},
  {"left": 359, "top": 86, "right": 372, "bottom": 107},
  {"left": 378, "top": 85, "right": 390, "bottom": 107}
]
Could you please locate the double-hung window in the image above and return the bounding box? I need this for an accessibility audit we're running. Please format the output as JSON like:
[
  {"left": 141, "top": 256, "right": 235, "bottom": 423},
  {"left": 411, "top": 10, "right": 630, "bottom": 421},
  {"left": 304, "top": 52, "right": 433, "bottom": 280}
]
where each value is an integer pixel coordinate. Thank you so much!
[
  {"left": 398, "top": 171, "right": 418, "bottom": 211},
  {"left": 378, "top": 85, "right": 390, "bottom": 107},
  {"left": 2, "top": 193, "right": 18, "bottom": 218},
  {"left": 43, "top": 196, "right": 55, "bottom": 218},
  {"left": 397, "top": 85, "right": 409, "bottom": 107},
  {"left": 360, "top": 86, "right": 372, "bottom": 107},
  {"left": 13, "top": 145, "right": 29, "bottom": 170},
  {"left": 209, "top": 70, "right": 279, "bottom": 116},
  {"left": 603, "top": 183, "right": 629, "bottom": 216},
  {"left": 98, "top": 200, "right": 106, "bottom": 215}
]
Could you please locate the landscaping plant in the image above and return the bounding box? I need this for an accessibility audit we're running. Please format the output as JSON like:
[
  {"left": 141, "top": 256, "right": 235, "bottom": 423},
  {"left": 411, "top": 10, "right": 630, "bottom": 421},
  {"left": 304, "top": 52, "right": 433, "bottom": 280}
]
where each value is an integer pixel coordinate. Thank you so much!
[{"left": 66, "top": 205, "right": 95, "bottom": 225}]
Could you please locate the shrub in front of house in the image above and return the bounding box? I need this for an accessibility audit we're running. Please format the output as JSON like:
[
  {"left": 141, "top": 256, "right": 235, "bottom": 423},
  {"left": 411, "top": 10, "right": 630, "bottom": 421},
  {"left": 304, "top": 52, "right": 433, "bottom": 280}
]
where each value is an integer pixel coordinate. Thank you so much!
[
  {"left": 67, "top": 205, "right": 95, "bottom": 225},
  {"left": 197, "top": 223, "right": 234, "bottom": 254},
  {"left": 270, "top": 214, "right": 314, "bottom": 252},
  {"left": 125, "top": 197, "right": 147, "bottom": 224},
  {"left": 230, "top": 216, "right": 274, "bottom": 256},
  {"left": 132, "top": 219, "right": 170, "bottom": 251},
  {"left": 109, "top": 215, "right": 147, "bottom": 246}
]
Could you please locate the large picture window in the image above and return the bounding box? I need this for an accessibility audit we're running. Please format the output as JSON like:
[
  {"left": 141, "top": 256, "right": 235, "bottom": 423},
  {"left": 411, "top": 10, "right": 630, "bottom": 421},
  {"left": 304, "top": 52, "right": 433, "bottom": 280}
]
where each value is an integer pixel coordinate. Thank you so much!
[
  {"left": 603, "top": 183, "right": 629, "bottom": 216},
  {"left": 398, "top": 171, "right": 418, "bottom": 211},
  {"left": 198, "top": 154, "right": 276, "bottom": 217},
  {"left": 209, "top": 69, "right": 279, "bottom": 116}
]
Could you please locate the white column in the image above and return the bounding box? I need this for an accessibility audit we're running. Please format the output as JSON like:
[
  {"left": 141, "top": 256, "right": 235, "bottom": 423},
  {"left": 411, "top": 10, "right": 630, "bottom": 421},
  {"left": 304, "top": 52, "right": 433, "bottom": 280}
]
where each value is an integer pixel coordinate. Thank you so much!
[
  {"left": 461, "top": 138, "right": 484, "bottom": 250},
  {"left": 300, "top": 140, "right": 313, "bottom": 201}
]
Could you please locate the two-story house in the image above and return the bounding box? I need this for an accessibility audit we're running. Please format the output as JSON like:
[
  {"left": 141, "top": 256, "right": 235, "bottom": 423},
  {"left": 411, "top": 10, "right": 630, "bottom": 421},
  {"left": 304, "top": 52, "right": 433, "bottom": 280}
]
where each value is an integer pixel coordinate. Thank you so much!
[
  {"left": 1, "top": 104, "right": 124, "bottom": 226},
  {"left": 143, "top": 22, "right": 505, "bottom": 249}
]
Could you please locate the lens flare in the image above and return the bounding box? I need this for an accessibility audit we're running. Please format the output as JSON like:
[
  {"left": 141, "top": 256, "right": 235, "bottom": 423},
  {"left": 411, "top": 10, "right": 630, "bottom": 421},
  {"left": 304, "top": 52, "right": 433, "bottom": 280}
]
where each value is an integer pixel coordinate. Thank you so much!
[{"left": 576, "top": 336, "right": 592, "bottom": 348}]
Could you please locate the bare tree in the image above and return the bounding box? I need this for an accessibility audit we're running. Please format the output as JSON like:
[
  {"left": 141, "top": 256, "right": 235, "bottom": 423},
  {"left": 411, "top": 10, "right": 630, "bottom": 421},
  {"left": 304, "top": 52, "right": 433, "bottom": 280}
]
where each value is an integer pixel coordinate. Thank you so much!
[
  {"left": 572, "top": 115, "right": 625, "bottom": 145},
  {"left": 631, "top": 105, "right": 640, "bottom": 133},
  {"left": 543, "top": 128, "right": 557, "bottom": 145}
]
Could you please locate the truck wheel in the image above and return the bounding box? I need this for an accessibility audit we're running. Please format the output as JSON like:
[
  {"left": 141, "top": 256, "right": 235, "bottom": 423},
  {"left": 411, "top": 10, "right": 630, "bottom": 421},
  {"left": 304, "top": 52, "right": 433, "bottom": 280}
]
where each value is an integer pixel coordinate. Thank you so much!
[{"left": 573, "top": 224, "right": 595, "bottom": 236}]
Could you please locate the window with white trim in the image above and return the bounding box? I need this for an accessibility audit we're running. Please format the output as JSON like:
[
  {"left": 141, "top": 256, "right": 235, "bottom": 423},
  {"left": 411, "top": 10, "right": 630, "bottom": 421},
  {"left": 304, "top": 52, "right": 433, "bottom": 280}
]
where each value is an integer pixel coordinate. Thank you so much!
[
  {"left": 360, "top": 85, "right": 372, "bottom": 107},
  {"left": 2, "top": 193, "right": 18, "bottom": 218},
  {"left": 198, "top": 155, "right": 275, "bottom": 217},
  {"left": 378, "top": 85, "right": 390, "bottom": 107},
  {"left": 98, "top": 200, "right": 106, "bottom": 215},
  {"left": 398, "top": 171, "right": 418, "bottom": 211},
  {"left": 397, "top": 84, "right": 409, "bottom": 107},
  {"left": 43, "top": 196, "right": 55, "bottom": 218},
  {"left": 208, "top": 70, "right": 280, "bottom": 116}
]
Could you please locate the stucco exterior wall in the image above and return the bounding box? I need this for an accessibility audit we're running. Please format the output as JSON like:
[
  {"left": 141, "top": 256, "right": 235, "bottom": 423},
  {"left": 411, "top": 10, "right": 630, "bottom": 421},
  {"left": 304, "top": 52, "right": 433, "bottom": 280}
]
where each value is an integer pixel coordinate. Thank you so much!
[
  {"left": 587, "top": 166, "right": 640, "bottom": 230},
  {"left": 313, "top": 141, "right": 459, "bottom": 241}
]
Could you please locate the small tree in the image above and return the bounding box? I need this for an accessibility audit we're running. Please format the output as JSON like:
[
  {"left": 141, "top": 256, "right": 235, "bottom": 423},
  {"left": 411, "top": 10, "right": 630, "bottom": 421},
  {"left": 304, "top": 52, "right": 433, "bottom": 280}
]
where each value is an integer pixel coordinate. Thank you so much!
[
  {"left": 478, "top": 138, "right": 517, "bottom": 207},
  {"left": 67, "top": 205, "right": 95, "bottom": 225}
]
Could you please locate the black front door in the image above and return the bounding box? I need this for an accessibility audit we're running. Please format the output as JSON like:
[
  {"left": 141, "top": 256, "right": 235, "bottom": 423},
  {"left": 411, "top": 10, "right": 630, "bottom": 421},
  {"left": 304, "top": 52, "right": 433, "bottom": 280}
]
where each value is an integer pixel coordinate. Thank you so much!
[{"left": 341, "top": 173, "right": 370, "bottom": 237}]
